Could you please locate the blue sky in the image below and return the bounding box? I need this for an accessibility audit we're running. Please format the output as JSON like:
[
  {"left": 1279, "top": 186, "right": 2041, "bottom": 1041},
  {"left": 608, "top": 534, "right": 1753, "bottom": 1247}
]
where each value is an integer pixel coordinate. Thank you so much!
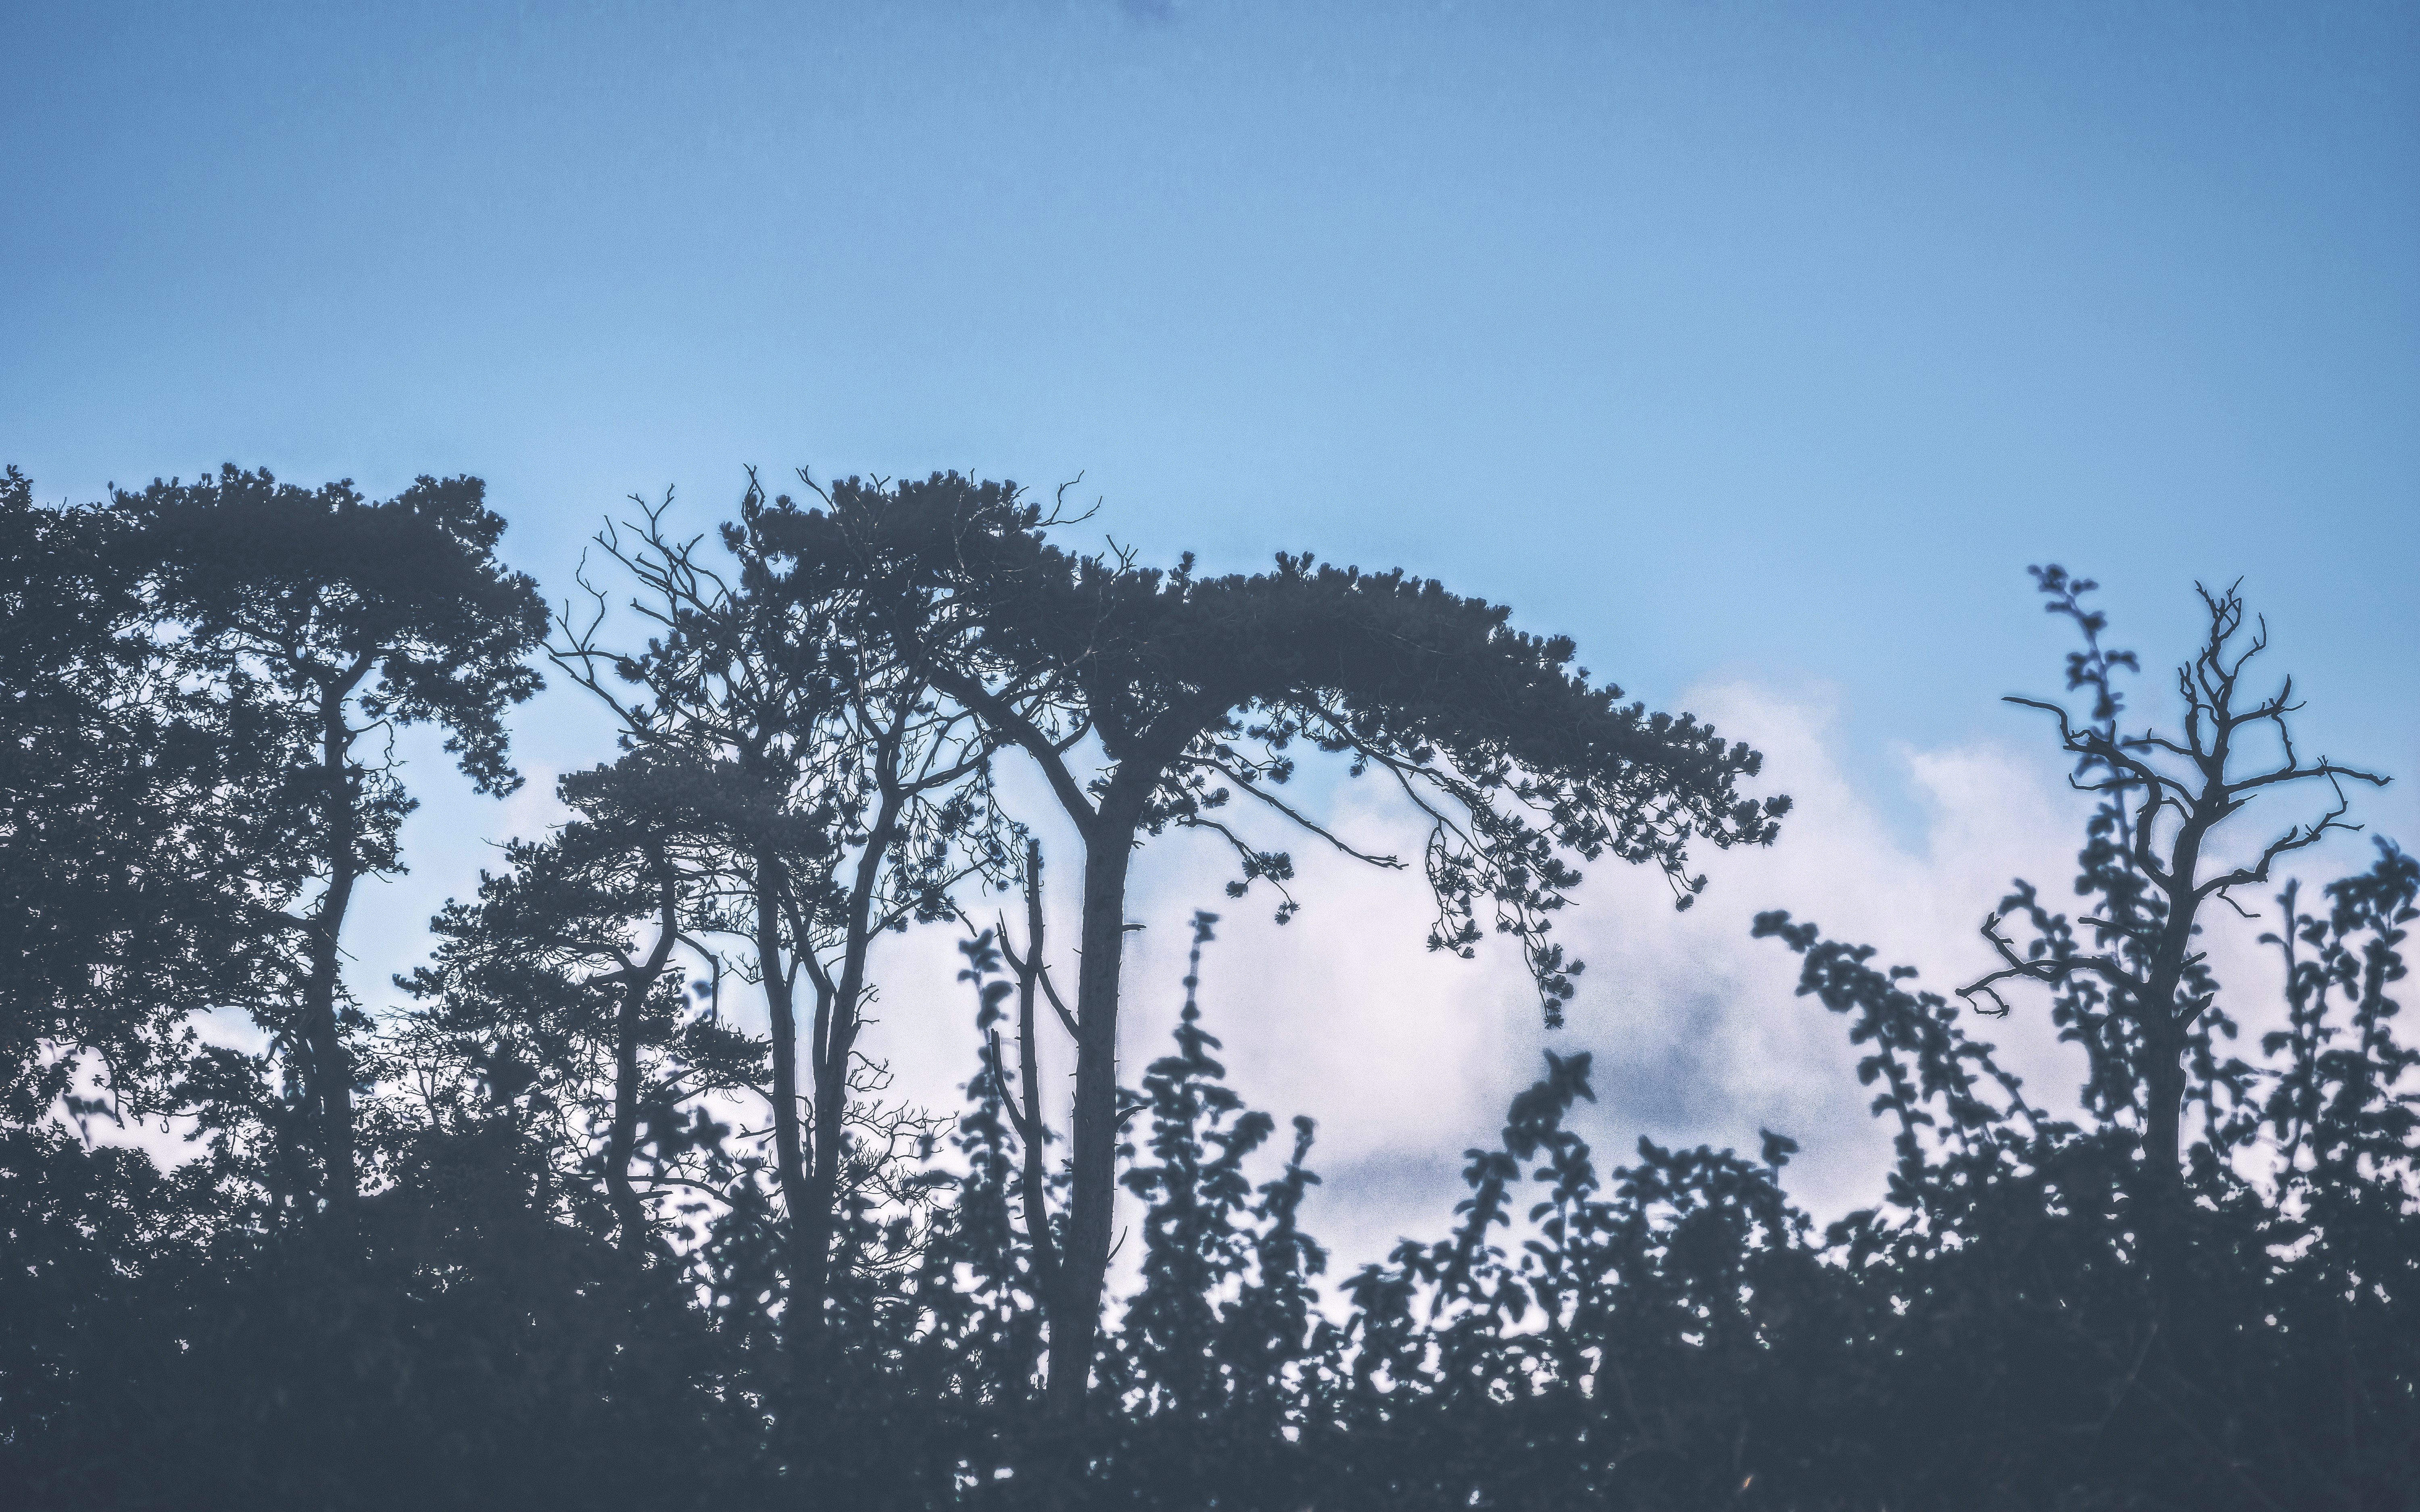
[{"left": 7, "top": 2, "right": 2416, "bottom": 1239}]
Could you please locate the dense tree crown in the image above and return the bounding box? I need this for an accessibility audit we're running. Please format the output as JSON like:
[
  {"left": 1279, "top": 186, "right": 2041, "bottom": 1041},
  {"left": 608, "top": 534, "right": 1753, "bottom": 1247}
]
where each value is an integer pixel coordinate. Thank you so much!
[
  {"left": 2, "top": 464, "right": 2410, "bottom": 1512},
  {"left": 745, "top": 473, "right": 1789, "bottom": 1413},
  {"left": 753, "top": 474, "right": 1784, "bottom": 981}
]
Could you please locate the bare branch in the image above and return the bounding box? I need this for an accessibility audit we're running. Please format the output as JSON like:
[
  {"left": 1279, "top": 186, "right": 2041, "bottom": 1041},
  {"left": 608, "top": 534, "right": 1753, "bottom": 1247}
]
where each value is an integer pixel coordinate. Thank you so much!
[{"left": 1176, "top": 753, "right": 1407, "bottom": 870}]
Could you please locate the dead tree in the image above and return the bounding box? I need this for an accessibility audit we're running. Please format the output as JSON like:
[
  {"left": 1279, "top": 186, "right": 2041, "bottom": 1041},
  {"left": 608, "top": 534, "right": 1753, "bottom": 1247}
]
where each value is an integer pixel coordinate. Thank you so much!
[{"left": 1961, "top": 570, "right": 2388, "bottom": 1317}]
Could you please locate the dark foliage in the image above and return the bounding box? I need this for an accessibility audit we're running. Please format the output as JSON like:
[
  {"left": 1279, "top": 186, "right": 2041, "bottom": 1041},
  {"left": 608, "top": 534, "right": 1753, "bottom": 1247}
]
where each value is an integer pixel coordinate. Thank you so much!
[
  {"left": 0, "top": 469, "right": 285, "bottom": 1131},
  {"left": 743, "top": 471, "right": 1789, "bottom": 1414},
  {"left": 4, "top": 466, "right": 2411, "bottom": 1511}
]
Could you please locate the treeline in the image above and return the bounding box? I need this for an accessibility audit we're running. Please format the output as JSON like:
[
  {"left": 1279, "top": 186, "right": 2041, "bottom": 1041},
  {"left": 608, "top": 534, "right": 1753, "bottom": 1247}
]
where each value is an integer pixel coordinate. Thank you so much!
[{"left": 1, "top": 463, "right": 2412, "bottom": 1510}]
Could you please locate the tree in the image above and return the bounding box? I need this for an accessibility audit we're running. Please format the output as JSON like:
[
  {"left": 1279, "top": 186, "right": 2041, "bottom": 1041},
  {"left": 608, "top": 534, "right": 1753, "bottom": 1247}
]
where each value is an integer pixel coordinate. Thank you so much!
[
  {"left": 0, "top": 468, "right": 283, "bottom": 1134},
  {"left": 551, "top": 486, "right": 1016, "bottom": 1417},
  {"left": 1959, "top": 569, "right": 2389, "bottom": 1314},
  {"left": 116, "top": 465, "right": 546, "bottom": 1220},
  {"left": 397, "top": 753, "right": 766, "bottom": 1259},
  {"left": 749, "top": 471, "right": 1791, "bottom": 1415}
]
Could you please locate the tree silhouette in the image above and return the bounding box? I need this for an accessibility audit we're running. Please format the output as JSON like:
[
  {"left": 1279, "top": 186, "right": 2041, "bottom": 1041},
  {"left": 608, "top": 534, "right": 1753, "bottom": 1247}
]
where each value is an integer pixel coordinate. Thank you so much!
[
  {"left": 1960, "top": 569, "right": 2389, "bottom": 1318},
  {"left": 396, "top": 753, "right": 767, "bottom": 1258},
  {"left": 112, "top": 467, "right": 543, "bottom": 1221},
  {"left": 0, "top": 469, "right": 284, "bottom": 1135},
  {"left": 12, "top": 459, "right": 2420, "bottom": 1511},
  {"left": 551, "top": 485, "right": 1017, "bottom": 1425},
  {"left": 749, "top": 470, "right": 1791, "bottom": 1415}
]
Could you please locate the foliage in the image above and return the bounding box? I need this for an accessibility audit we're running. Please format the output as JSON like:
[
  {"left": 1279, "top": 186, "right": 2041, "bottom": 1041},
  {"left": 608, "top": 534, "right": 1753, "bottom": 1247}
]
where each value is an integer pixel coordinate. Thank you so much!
[
  {"left": 743, "top": 470, "right": 1790, "bottom": 1414},
  {"left": 4, "top": 464, "right": 2413, "bottom": 1511},
  {"left": 102, "top": 465, "right": 546, "bottom": 1214}
]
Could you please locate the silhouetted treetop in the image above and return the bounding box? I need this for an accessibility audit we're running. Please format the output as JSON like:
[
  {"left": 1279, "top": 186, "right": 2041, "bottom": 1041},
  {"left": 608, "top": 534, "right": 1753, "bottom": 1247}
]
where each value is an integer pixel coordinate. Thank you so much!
[
  {"left": 736, "top": 470, "right": 1790, "bottom": 1423},
  {"left": 752, "top": 470, "right": 1787, "bottom": 934},
  {"left": 117, "top": 464, "right": 546, "bottom": 793}
]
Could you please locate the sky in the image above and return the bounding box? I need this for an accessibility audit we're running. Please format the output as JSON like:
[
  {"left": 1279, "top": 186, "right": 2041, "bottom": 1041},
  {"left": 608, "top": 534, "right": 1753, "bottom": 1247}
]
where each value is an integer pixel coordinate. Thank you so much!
[{"left": 6, "top": 1, "right": 2417, "bottom": 1263}]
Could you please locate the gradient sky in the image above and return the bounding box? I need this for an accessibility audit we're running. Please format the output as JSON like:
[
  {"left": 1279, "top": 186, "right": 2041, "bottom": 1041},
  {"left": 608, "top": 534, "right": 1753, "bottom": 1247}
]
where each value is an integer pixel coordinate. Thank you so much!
[{"left": 7, "top": 2, "right": 2416, "bottom": 1251}]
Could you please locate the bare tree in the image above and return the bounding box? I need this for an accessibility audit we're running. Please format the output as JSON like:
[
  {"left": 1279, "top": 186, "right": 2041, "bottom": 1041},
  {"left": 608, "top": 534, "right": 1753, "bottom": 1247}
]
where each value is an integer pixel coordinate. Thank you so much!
[{"left": 1961, "top": 570, "right": 2389, "bottom": 1314}]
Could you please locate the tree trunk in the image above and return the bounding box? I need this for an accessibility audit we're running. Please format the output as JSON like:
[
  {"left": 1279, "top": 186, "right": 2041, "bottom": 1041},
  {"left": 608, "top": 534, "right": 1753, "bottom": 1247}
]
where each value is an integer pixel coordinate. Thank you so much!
[
  {"left": 2136, "top": 872, "right": 2201, "bottom": 1328},
  {"left": 1046, "top": 819, "right": 1137, "bottom": 1417},
  {"left": 2140, "top": 1032, "right": 2187, "bottom": 1328},
  {"left": 603, "top": 976, "right": 649, "bottom": 1252},
  {"left": 792, "top": 785, "right": 901, "bottom": 1396},
  {"left": 1016, "top": 963, "right": 1060, "bottom": 1391},
  {"left": 754, "top": 852, "right": 816, "bottom": 1391},
  {"left": 303, "top": 691, "right": 361, "bottom": 1221},
  {"left": 1009, "top": 841, "right": 1063, "bottom": 1393},
  {"left": 606, "top": 858, "right": 679, "bottom": 1254},
  {"left": 301, "top": 862, "right": 355, "bottom": 1216},
  {"left": 797, "top": 984, "right": 847, "bottom": 1374}
]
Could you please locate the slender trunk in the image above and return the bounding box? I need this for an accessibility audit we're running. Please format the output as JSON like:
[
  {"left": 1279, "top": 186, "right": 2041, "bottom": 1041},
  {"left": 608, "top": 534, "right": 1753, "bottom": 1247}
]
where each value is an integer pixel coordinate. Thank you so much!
[
  {"left": 797, "top": 976, "right": 845, "bottom": 1371},
  {"left": 2135, "top": 864, "right": 2203, "bottom": 1327},
  {"left": 301, "top": 866, "right": 354, "bottom": 1214},
  {"left": 911, "top": 668, "right": 1191, "bottom": 1419},
  {"left": 1047, "top": 812, "right": 1138, "bottom": 1417},
  {"left": 606, "top": 856, "right": 679, "bottom": 1254},
  {"left": 755, "top": 851, "right": 814, "bottom": 1368},
  {"left": 1015, "top": 1020, "right": 1059, "bottom": 1394},
  {"left": 2136, "top": 989, "right": 2191, "bottom": 1341},
  {"left": 1011, "top": 841, "right": 1062, "bottom": 1391},
  {"left": 2141, "top": 1045, "right": 2185, "bottom": 1294},
  {"left": 303, "top": 687, "right": 361, "bottom": 1221},
  {"left": 792, "top": 785, "right": 905, "bottom": 1389},
  {"left": 1016, "top": 996, "right": 1058, "bottom": 1296}
]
